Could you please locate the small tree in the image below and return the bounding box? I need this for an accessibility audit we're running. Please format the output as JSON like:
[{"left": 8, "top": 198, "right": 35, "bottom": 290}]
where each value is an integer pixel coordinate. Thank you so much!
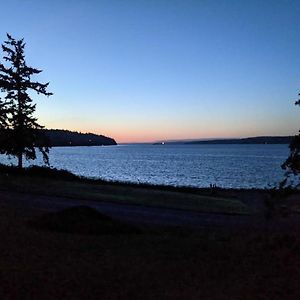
[
  {"left": 0, "top": 34, "right": 52, "bottom": 168},
  {"left": 281, "top": 92, "right": 300, "bottom": 187}
]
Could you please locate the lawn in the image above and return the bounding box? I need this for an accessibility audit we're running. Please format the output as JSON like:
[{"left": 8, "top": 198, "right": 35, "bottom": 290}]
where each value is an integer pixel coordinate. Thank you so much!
[
  {"left": 0, "top": 170, "right": 249, "bottom": 215},
  {"left": 0, "top": 198, "right": 299, "bottom": 300}
]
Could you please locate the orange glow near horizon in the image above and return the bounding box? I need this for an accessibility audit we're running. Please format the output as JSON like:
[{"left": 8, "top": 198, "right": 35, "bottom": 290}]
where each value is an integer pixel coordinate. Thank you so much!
[
  {"left": 3, "top": 0, "right": 300, "bottom": 148},
  {"left": 43, "top": 120, "right": 298, "bottom": 144}
]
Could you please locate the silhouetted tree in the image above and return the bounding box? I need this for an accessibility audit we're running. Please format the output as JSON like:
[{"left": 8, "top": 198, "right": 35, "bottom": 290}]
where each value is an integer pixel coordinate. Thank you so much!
[
  {"left": 0, "top": 34, "right": 52, "bottom": 168},
  {"left": 282, "top": 92, "right": 300, "bottom": 180}
]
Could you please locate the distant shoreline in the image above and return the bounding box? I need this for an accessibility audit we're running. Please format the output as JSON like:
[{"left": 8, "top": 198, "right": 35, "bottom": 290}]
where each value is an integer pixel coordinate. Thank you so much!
[
  {"left": 42, "top": 129, "right": 117, "bottom": 147},
  {"left": 153, "top": 136, "right": 292, "bottom": 145}
]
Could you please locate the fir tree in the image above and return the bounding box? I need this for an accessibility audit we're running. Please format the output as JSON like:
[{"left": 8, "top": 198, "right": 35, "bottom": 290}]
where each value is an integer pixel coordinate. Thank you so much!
[
  {"left": 0, "top": 34, "right": 53, "bottom": 168},
  {"left": 282, "top": 92, "right": 300, "bottom": 181}
]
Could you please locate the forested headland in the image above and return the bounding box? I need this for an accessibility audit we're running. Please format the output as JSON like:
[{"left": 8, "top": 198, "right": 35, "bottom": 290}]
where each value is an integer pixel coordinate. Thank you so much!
[{"left": 41, "top": 129, "right": 117, "bottom": 147}]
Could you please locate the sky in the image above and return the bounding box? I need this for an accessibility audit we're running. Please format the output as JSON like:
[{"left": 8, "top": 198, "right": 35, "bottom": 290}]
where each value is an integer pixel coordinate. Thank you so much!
[{"left": 1, "top": 0, "right": 300, "bottom": 143}]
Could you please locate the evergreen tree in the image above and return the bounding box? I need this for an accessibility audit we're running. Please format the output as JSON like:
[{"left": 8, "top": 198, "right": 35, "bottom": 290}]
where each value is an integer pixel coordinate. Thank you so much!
[
  {"left": 282, "top": 92, "right": 300, "bottom": 177},
  {"left": 0, "top": 34, "right": 52, "bottom": 168}
]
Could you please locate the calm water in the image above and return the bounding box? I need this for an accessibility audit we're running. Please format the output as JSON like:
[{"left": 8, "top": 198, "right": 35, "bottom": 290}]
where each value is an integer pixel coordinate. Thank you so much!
[{"left": 0, "top": 144, "right": 290, "bottom": 188}]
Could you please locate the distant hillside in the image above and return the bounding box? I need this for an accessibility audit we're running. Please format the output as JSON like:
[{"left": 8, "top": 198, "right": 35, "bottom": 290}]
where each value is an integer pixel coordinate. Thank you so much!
[
  {"left": 42, "top": 129, "right": 117, "bottom": 147},
  {"left": 154, "top": 136, "right": 292, "bottom": 145}
]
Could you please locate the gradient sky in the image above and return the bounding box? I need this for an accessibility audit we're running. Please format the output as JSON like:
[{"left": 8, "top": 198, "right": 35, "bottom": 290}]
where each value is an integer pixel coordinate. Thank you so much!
[{"left": 1, "top": 0, "right": 300, "bottom": 143}]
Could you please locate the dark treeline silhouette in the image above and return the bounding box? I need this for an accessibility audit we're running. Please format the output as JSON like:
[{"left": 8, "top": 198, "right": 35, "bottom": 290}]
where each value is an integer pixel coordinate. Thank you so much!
[
  {"left": 155, "top": 136, "right": 292, "bottom": 145},
  {"left": 186, "top": 136, "right": 292, "bottom": 145},
  {"left": 39, "top": 129, "right": 117, "bottom": 147}
]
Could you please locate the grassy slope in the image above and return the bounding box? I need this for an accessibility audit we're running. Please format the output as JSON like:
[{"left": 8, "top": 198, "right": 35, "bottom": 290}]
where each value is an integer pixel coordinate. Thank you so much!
[
  {"left": 1, "top": 167, "right": 300, "bottom": 299},
  {"left": 0, "top": 171, "right": 250, "bottom": 215},
  {"left": 0, "top": 201, "right": 299, "bottom": 300}
]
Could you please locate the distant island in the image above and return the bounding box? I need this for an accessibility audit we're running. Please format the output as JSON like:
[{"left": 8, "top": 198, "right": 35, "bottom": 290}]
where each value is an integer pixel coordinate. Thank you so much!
[
  {"left": 41, "top": 129, "right": 117, "bottom": 147},
  {"left": 154, "top": 136, "right": 292, "bottom": 145}
]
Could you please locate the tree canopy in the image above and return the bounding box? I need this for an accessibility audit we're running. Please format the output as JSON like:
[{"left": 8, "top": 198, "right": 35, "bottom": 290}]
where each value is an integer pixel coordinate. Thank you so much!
[
  {"left": 282, "top": 93, "right": 300, "bottom": 184},
  {"left": 0, "top": 34, "right": 52, "bottom": 168}
]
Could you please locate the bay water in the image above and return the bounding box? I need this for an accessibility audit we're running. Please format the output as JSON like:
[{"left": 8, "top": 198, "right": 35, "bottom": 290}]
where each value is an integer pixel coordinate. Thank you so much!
[{"left": 0, "top": 144, "right": 290, "bottom": 188}]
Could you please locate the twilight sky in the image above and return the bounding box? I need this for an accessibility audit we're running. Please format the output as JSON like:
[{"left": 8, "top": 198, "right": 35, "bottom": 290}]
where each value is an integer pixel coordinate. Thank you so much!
[{"left": 1, "top": 0, "right": 300, "bottom": 143}]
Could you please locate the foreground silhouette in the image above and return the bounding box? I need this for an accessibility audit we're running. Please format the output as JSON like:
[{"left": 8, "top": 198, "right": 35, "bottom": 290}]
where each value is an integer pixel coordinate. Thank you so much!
[
  {"left": 0, "top": 34, "right": 52, "bottom": 168},
  {"left": 281, "top": 92, "right": 300, "bottom": 188}
]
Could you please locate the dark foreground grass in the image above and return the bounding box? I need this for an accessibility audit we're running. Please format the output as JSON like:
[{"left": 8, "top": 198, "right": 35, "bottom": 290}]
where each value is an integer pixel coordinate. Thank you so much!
[
  {"left": 0, "top": 164, "right": 250, "bottom": 215},
  {"left": 29, "top": 206, "right": 141, "bottom": 235},
  {"left": 0, "top": 165, "right": 300, "bottom": 299},
  {"left": 0, "top": 200, "right": 299, "bottom": 300}
]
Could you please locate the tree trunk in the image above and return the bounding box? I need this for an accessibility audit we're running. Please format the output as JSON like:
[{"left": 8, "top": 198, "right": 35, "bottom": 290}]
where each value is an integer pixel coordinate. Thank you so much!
[{"left": 18, "top": 153, "right": 23, "bottom": 169}]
